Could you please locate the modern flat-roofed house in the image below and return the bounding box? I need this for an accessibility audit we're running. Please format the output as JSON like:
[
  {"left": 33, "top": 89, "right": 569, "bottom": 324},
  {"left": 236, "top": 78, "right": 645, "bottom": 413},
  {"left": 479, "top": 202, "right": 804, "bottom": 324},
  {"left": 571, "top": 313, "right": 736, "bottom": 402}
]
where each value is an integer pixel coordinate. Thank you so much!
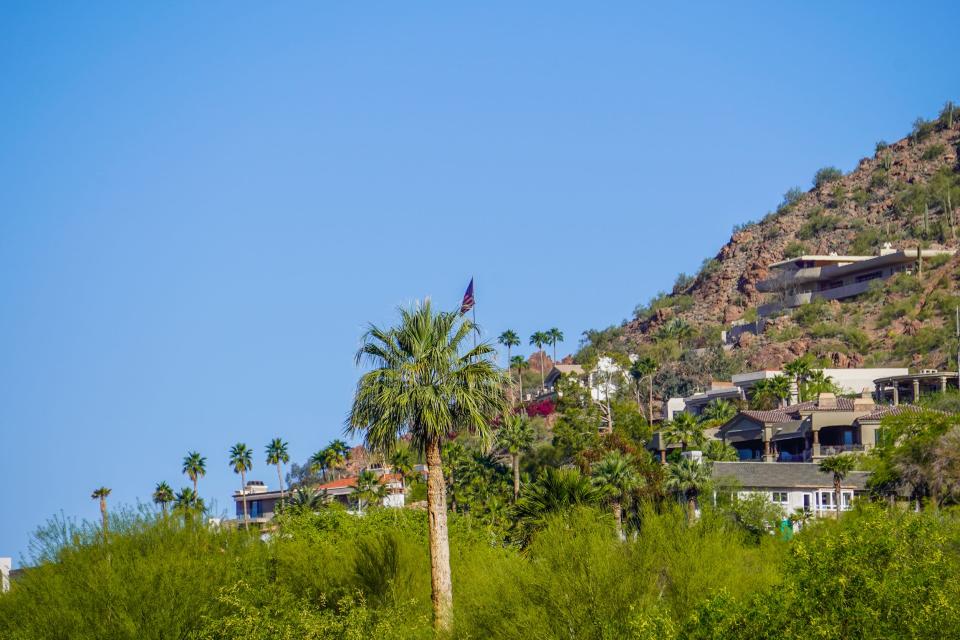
[
  {"left": 712, "top": 461, "right": 870, "bottom": 516},
  {"left": 231, "top": 472, "right": 406, "bottom": 525},
  {"left": 756, "top": 245, "right": 954, "bottom": 316}
]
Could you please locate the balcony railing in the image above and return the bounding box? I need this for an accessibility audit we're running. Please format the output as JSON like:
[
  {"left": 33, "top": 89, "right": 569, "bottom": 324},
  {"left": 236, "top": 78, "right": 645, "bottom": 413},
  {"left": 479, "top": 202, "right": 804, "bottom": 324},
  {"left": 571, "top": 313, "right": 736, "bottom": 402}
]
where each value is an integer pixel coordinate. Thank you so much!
[{"left": 819, "top": 444, "right": 865, "bottom": 456}]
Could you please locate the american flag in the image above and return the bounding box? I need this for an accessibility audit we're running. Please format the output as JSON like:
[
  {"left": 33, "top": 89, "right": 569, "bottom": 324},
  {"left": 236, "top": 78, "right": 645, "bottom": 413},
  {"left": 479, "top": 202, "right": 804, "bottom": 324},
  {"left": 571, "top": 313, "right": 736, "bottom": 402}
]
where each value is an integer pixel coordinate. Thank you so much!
[{"left": 459, "top": 278, "right": 475, "bottom": 315}]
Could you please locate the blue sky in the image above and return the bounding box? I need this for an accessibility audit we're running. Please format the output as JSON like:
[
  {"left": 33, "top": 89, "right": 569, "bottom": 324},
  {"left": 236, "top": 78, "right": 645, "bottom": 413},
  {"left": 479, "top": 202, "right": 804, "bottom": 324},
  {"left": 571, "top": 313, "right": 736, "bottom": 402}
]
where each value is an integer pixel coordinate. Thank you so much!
[{"left": 1, "top": 2, "right": 958, "bottom": 564}]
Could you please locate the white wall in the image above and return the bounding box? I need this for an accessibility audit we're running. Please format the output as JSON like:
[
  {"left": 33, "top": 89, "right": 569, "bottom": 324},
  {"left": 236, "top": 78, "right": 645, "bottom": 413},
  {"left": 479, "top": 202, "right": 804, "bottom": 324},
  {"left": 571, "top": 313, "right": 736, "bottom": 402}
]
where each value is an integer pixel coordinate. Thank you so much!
[
  {"left": 823, "top": 368, "right": 908, "bottom": 395},
  {"left": 737, "top": 488, "right": 854, "bottom": 516},
  {"left": 1, "top": 557, "right": 10, "bottom": 593}
]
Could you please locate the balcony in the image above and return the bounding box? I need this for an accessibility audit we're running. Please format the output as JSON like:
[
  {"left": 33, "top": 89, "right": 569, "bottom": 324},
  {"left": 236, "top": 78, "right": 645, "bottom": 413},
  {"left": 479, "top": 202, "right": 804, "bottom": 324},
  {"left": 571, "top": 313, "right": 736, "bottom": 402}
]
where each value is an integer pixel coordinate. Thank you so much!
[{"left": 819, "top": 444, "right": 865, "bottom": 456}]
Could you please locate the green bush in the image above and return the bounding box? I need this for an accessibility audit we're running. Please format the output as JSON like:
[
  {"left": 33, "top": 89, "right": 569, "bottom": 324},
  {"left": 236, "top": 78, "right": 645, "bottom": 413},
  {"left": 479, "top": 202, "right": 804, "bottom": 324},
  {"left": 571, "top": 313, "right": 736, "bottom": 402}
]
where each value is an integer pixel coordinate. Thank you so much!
[
  {"left": 922, "top": 143, "right": 946, "bottom": 161},
  {"left": 813, "top": 166, "right": 843, "bottom": 189},
  {"left": 850, "top": 228, "right": 883, "bottom": 254},
  {"left": 912, "top": 117, "right": 936, "bottom": 143},
  {"left": 870, "top": 169, "right": 888, "bottom": 189},
  {"left": 791, "top": 299, "right": 832, "bottom": 327},
  {"left": 797, "top": 208, "right": 841, "bottom": 240},
  {"left": 851, "top": 187, "right": 869, "bottom": 206},
  {"left": 783, "top": 240, "right": 808, "bottom": 259}
]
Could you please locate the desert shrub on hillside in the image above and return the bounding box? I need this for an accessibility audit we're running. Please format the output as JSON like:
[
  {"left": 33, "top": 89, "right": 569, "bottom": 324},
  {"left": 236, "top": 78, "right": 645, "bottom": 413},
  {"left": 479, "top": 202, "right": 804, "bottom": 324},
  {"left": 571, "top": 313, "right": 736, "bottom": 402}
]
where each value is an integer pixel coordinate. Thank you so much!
[
  {"left": 783, "top": 241, "right": 808, "bottom": 258},
  {"left": 851, "top": 187, "right": 870, "bottom": 206},
  {"left": 870, "top": 169, "right": 889, "bottom": 188},
  {"left": 791, "top": 299, "right": 832, "bottom": 327},
  {"left": 797, "top": 208, "right": 841, "bottom": 240},
  {"left": 877, "top": 297, "right": 920, "bottom": 327},
  {"left": 912, "top": 117, "right": 936, "bottom": 143},
  {"left": 813, "top": 166, "right": 843, "bottom": 188},
  {"left": 850, "top": 228, "right": 884, "bottom": 255},
  {"left": 923, "top": 143, "right": 947, "bottom": 161}
]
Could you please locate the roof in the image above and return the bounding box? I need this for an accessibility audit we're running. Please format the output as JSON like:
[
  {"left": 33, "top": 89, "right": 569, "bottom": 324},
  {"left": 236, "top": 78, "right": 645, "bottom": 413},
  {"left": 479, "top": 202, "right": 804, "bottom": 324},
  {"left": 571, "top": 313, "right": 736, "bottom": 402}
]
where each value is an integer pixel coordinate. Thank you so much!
[
  {"left": 857, "top": 404, "right": 922, "bottom": 422},
  {"left": 316, "top": 473, "right": 403, "bottom": 491},
  {"left": 740, "top": 409, "right": 790, "bottom": 423},
  {"left": 874, "top": 371, "right": 959, "bottom": 384},
  {"left": 768, "top": 254, "right": 872, "bottom": 269},
  {"left": 712, "top": 462, "right": 871, "bottom": 490},
  {"left": 770, "top": 420, "right": 805, "bottom": 441}
]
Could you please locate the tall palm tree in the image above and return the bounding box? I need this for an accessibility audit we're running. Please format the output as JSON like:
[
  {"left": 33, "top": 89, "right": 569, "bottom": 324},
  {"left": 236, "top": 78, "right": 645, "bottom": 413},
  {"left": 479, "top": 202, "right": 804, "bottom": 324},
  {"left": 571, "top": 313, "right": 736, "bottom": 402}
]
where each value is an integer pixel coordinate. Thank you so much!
[
  {"left": 510, "top": 355, "right": 527, "bottom": 404},
  {"left": 629, "top": 356, "right": 658, "bottom": 422},
  {"left": 751, "top": 376, "right": 792, "bottom": 409},
  {"left": 91, "top": 487, "right": 111, "bottom": 541},
  {"left": 498, "top": 329, "right": 520, "bottom": 365},
  {"left": 592, "top": 452, "right": 639, "bottom": 540},
  {"left": 783, "top": 355, "right": 813, "bottom": 402},
  {"left": 229, "top": 442, "right": 254, "bottom": 530},
  {"left": 326, "top": 439, "right": 350, "bottom": 479},
  {"left": 265, "top": 438, "right": 290, "bottom": 498},
  {"left": 388, "top": 446, "right": 415, "bottom": 494},
  {"left": 818, "top": 454, "right": 856, "bottom": 520},
  {"left": 701, "top": 399, "right": 737, "bottom": 426},
  {"left": 666, "top": 458, "right": 711, "bottom": 523},
  {"left": 547, "top": 327, "right": 564, "bottom": 363},
  {"left": 496, "top": 413, "right": 536, "bottom": 501},
  {"left": 805, "top": 369, "right": 838, "bottom": 399},
  {"left": 182, "top": 451, "right": 206, "bottom": 496},
  {"left": 348, "top": 300, "right": 506, "bottom": 632},
  {"left": 663, "top": 412, "right": 705, "bottom": 451},
  {"left": 152, "top": 481, "right": 174, "bottom": 516},
  {"left": 529, "top": 331, "right": 550, "bottom": 391},
  {"left": 309, "top": 448, "right": 330, "bottom": 482},
  {"left": 351, "top": 469, "right": 388, "bottom": 514}
]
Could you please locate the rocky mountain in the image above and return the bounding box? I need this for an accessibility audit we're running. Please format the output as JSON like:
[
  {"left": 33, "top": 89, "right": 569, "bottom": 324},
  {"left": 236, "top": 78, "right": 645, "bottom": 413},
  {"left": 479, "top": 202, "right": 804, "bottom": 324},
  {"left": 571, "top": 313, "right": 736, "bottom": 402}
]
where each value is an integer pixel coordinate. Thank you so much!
[{"left": 586, "top": 105, "right": 960, "bottom": 392}]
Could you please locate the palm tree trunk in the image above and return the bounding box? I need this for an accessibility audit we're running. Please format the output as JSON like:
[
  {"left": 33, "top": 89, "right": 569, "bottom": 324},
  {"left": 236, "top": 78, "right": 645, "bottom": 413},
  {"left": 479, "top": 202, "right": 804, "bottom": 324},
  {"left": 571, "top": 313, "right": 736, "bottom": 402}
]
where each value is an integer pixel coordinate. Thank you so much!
[
  {"left": 613, "top": 500, "right": 624, "bottom": 541},
  {"left": 512, "top": 453, "right": 520, "bottom": 501},
  {"left": 834, "top": 477, "right": 841, "bottom": 520},
  {"left": 241, "top": 470, "right": 249, "bottom": 530},
  {"left": 192, "top": 476, "right": 198, "bottom": 495},
  {"left": 552, "top": 341, "right": 557, "bottom": 363},
  {"left": 649, "top": 378, "right": 654, "bottom": 424},
  {"left": 425, "top": 438, "right": 454, "bottom": 632},
  {"left": 100, "top": 497, "right": 108, "bottom": 542},
  {"left": 276, "top": 464, "right": 284, "bottom": 499},
  {"left": 518, "top": 367, "right": 524, "bottom": 405},
  {"left": 539, "top": 350, "right": 545, "bottom": 391},
  {"left": 687, "top": 495, "right": 697, "bottom": 524}
]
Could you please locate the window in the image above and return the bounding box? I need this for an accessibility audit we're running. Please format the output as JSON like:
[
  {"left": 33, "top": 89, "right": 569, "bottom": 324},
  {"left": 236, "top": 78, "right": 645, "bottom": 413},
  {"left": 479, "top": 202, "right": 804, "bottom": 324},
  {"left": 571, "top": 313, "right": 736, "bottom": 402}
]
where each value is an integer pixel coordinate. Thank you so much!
[
  {"left": 771, "top": 491, "right": 788, "bottom": 505},
  {"left": 855, "top": 271, "right": 883, "bottom": 283}
]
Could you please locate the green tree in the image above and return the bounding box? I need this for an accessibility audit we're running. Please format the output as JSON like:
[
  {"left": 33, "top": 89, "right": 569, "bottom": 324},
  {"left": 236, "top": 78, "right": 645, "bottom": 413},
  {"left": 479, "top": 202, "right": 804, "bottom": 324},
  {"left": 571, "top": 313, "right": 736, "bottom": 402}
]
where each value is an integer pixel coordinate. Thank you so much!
[
  {"left": 497, "top": 329, "right": 520, "bottom": 366},
  {"left": 265, "top": 438, "right": 290, "bottom": 498},
  {"left": 510, "top": 355, "right": 527, "bottom": 404},
  {"left": 751, "top": 375, "right": 792, "bottom": 409},
  {"left": 547, "top": 327, "right": 564, "bottom": 363},
  {"left": 663, "top": 412, "right": 705, "bottom": 451},
  {"left": 818, "top": 454, "right": 856, "bottom": 519},
  {"left": 629, "top": 356, "right": 658, "bottom": 423},
  {"left": 814, "top": 166, "right": 843, "bottom": 188},
  {"left": 287, "top": 486, "right": 327, "bottom": 512},
  {"left": 804, "top": 369, "right": 839, "bottom": 399},
  {"left": 182, "top": 451, "right": 207, "bottom": 496},
  {"left": 496, "top": 413, "right": 536, "bottom": 501},
  {"left": 347, "top": 300, "right": 506, "bottom": 632},
  {"left": 91, "top": 487, "right": 111, "bottom": 541},
  {"left": 529, "top": 331, "right": 550, "bottom": 391},
  {"left": 512, "top": 467, "right": 602, "bottom": 543},
  {"left": 229, "top": 443, "right": 254, "bottom": 529},
  {"left": 173, "top": 487, "right": 205, "bottom": 519},
  {"left": 783, "top": 355, "right": 813, "bottom": 401},
  {"left": 703, "top": 439, "right": 738, "bottom": 462},
  {"left": 309, "top": 449, "right": 330, "bottom": 482},
  {"left": 351, "top": 470, "right": 388, "bottom": 514},
  {"left": 666, "top": 458, "right": 711, "bottom": 523},
  {"left": 325, "top": 439, "right": 351, "bottom": 479},
  {"left": 152, "top": 481, "right": 174, "bottom": 516},
  {"left": 591, "top": 451, "right": 639, "bottom": 540}
]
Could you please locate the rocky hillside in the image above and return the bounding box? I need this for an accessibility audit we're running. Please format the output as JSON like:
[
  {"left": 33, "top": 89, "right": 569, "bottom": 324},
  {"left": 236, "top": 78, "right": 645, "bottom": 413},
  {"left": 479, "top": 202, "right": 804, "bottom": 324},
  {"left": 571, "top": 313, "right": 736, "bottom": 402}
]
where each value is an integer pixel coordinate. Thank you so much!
[{"left": 590, "top": 105, "right": 960, "bottom": 389}]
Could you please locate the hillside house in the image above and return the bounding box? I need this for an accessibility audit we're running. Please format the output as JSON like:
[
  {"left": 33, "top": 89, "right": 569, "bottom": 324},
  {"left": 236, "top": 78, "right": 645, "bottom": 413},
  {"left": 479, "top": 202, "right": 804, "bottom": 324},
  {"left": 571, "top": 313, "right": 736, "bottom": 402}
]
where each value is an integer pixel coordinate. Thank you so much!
[{"left": 755, "top": 245, "right": 954, "bottom": 316}]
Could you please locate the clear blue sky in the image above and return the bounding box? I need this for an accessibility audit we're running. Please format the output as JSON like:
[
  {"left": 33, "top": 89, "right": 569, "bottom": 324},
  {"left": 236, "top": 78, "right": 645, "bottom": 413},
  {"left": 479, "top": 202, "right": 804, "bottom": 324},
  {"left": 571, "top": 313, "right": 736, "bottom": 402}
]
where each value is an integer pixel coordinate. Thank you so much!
[{"left": 1, "top": 2, "right": 958, "bottom": 564}]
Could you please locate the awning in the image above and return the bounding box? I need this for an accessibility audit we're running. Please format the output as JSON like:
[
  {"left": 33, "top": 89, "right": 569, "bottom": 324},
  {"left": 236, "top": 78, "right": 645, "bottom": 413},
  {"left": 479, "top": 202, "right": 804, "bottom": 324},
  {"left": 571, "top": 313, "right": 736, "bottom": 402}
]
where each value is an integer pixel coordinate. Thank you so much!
[
  {"left": 723, "top": 428, "right": 763, "bottom": 444},
  {"left": 771, "top": 420, "right": 805, "bottom": 442}
]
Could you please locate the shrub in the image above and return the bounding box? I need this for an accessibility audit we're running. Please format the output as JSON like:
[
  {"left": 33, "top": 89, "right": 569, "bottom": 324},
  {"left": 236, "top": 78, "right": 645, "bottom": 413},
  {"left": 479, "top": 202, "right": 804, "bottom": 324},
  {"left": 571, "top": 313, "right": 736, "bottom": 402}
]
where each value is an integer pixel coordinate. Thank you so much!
[
  {"left": 851, "top": 187, "right": 870, "bottom": 206},
  {"left": 922, "top": 143, "right": 946, "bottom": 161},
  {"left": 797, "top": 208, "right": 841, "bottom": 240},
  {"left": 830, "top": 183, "right": 846, "bottom": 208},
  {"left": 911, "top": 117, "right": 936, "bottom": 143},
  {"left": 875, "top": 140, "right": 889, "bottom": 153},
  {"left": 526, "top": 399, "right": 555, "bottom": 418},
  {"left": 813, "top": 166, "right": 843, "bottom": 189},
  {"left": 850, "top": 228, "right": 884, "bottom": 254},
  {"left": 791, "top": 299, "right": 832, "bottom": 327},
  {"left": 781, "top": 187, "right": 804, "bottom": 209},
  {"left": 768, "top": 325, "right": 802, "bottom": 342},
  {"left": 870, "top": 169, "right": 888, "bottom": 189},
  {"left": 783, "top": 241, "right": 808, "bottom": 259},
  {"left": 673, "top": 272, "right": 695, "bottom": 294}
]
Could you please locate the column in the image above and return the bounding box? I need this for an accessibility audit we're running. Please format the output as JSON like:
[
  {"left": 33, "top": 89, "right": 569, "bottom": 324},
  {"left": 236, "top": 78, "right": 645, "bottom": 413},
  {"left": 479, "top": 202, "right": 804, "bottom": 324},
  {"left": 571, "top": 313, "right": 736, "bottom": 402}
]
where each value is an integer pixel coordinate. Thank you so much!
[
  {"left": 763, "top": 426, "right": 774, "bottom": 462},
  {"left": 659, "top": 449, "right": 667, "bottom": 465},
  {"left": 875, "top": 384, "right": 882, "bottom": 404},
  {"left": 942, "top": 376, "right": 948, "bottom": 394},
  {"left": 812, "top": 428, "right": 821, "bottom": 459},
  {"left": 893, "top": 385, "right": 899, "bottom": 406},
  {"left": 913, "top": 379, "right": 921, "bottom": 404}
]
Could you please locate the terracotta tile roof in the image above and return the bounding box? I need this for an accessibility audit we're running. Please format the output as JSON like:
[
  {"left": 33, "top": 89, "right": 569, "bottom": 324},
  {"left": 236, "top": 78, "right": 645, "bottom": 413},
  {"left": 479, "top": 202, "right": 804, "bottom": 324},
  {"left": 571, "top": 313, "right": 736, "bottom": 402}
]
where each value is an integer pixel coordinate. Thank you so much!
[
  {"left": 857, "top": 404, "right": 921, "bottom": 422},
  {"left": 315, "top": 473, "right": 402, "bottom": 491},
  {"left": 741, "top": 409, "right": 790, "bottom": 423}
]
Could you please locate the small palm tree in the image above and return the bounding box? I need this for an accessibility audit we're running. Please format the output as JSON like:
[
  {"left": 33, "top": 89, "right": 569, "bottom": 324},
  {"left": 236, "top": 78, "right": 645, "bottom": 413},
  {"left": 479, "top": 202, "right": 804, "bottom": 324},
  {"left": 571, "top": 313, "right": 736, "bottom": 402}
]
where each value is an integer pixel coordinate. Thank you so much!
[
  {"left": 529, "top": 331, "right": 550, "bottom": 391},
  {"left": 351, "top": 469, "right": 388, "bottom": 514},
  {"left": 513, "top": 467, "right": 602, "bottom": 543},
  {"left": 91, "top": 487, "right": 111, "bottom": 541},
  {"left": 805, "top": 369, "right": 838, "bottom": 399},
  {"left": 265, "top": 438, "right": 290, "bottom": 498},
  {"left": 498, "top": 329, "right": 521, "bottom": 365},
  {"left": 326, "top": 439, "right": 350, "bottom": 479},
  {"left": 663, "top": 412, "right": 705, "bottom": 451},
  {"left": 182, "top": 451, "right": 206, "bottom": 496},
  {"left": 173, "top": 487, "right": 204, "bottom": 518},
  {"left": 666, "top": 458, "right": 711, "bottom": 523},
  {"left": 229, "top": 443, "right": 254, "bottom": 529},
  {"left": 309, "top": 448, "right": 330, "bottom": 481},
  {"left": 288, "top": 486, "right": 327, "bottom": 511},
  {"left": 496, "top": 414, "right": 536, "bottom": 501},
  {"left": 818, "top": 454, "right": 856, "bottom": 519},
  {"left": 348, "top": 300, "right": 506, "bottom": 632},
  {"left": 701, "top": 399, "right": 737, "bottom": 426},
  {"left": 783, "top": 355, "right": 813, "bottom": 401},
  {"left": 388, "top": 446, "right": 415, "bottom": 493},
  {"left": 629, "top": 356, "right": 658, "bottom": 422},
  {"left": 703, "top": 439, "right": 739, "bottom": 462},
  {"left": 510, "top": 355, "right": 527, "bottom": 404},
  {"left": 152, "top": 481, "right": 174, "bottom": 516},
  {"left": 592, "top": 452, "right": 639, "bottom": 540},
  {"left": 547, "top": 327, "right": 564, "bottom": 363}
]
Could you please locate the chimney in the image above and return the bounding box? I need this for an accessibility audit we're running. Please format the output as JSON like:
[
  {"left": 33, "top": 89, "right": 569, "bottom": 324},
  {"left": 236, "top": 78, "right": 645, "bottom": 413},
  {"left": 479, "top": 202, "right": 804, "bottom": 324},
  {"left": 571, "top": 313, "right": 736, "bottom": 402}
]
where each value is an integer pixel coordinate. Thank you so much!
[
  {"left": 853, "top": 388, "right": 874, "bottom": 410},
  {"left": 817, "top": 392, "right": 838, "bottom": 410},
  {"left": 789, "top": 380, "right": 799, "bottom": 406}
]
